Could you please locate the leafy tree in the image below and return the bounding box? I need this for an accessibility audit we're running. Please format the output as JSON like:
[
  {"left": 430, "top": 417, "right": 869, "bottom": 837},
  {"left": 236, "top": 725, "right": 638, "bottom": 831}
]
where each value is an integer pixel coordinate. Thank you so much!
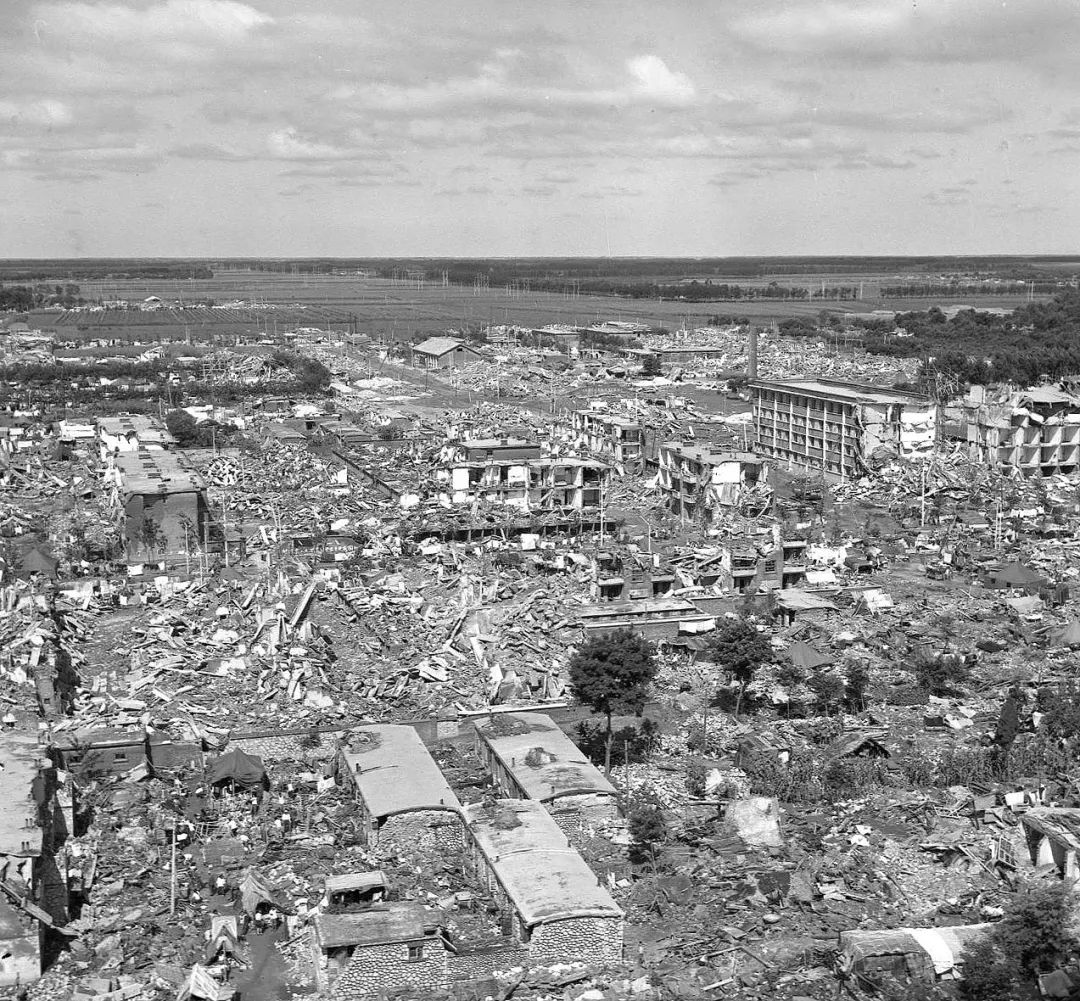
[
  {"left": 706, "top": 617, "right": 773, "bottom": 716},
  {"left": 640, "top": 353, "right": 663, "bottom": 377},
  {"left": 844, "top": 661, "right": 870, "bottom": 712},
  {"left": 627, "top": 797, "right": 667, "bottom": 867},
  {"left": 165, "top": 408, "right": 201, "bottom": 447},
  {"left": 137, "top": 516, "right": 166, "bottom": 559},
  {"left": 568, "top": 629, "right": 658, "bottom": 776},
  {"left": 995, "top": 689, "right": 1021, "bottom": 749},
  {"left": 961, "top": 885, "right": 1080, "bottom": 1000},
  {"left": 807, "top": 672, "right": 845, "bottom": 716}
]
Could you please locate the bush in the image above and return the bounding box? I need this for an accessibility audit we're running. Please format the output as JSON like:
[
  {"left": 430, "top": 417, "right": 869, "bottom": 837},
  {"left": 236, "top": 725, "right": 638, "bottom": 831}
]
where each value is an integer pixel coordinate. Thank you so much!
[
  {"left": 913, "top": 650, "right": 972, "bottom": 695},
  {"left": 575, "top": 719, "right": 658, "bottom": 767},
  {"left": 822, "top": 758, "right": 889, "bottom": 800},
  {"left": 961, "top": 885, "right": 1080, "bottom": 1000},
  {"left": 686, "top": 762, "right": 707, "bottom": 797},
  {"left": 627, "top": 799, "right": 667, "bottom": 866}
]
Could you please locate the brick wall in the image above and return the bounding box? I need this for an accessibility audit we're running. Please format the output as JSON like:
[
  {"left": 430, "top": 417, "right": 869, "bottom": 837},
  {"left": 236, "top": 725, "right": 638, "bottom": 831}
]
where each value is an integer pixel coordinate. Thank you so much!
[
  {"left": 330, "top": 941, "right": 448, "bottom": 999},
  {"left": 527, "top": 915, "right": 623, "bottom": 966},
  {"left": 376, "top": 810, "right": 463, "bottom": 858}
]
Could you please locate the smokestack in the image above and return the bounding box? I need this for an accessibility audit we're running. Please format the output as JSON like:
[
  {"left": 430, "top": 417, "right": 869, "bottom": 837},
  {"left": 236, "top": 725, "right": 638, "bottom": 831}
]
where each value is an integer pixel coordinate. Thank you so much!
[{"left": 748, "top": 327, "right": 758, "bottom": 381}]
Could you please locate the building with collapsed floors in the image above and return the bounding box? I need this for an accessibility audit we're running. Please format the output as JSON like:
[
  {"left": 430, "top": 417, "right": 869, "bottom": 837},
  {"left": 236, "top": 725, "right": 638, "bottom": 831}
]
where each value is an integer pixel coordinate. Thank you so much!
[
  {"left": 472, "top": 713, "right": 619, "bottom": 826},
  {"left": 571, "top": 411, "right": 645, "bottom": 472},
  {"left": 578, "top": 596, "right": 716, "bottom": 644},
  {"left": 964, "top": 385, "right": 1080, "bottom": 476},
  {"left": 439, "top": 439, "right": 610, "bottom": 510},
  {"left": 1019, "top": 807, "right": 1080, "bottom": 878},
  {"left": 751, "top": 378, "right": 937, "bottom": 478},
  {"left": 463, "top": 800, "right": 623, "bottom": 966},
  {"left": 335, "top": 725, "right": 464, "bottom": 855},
  {"left": 657, "top": 443, "right": 769, "bottom": 522}
]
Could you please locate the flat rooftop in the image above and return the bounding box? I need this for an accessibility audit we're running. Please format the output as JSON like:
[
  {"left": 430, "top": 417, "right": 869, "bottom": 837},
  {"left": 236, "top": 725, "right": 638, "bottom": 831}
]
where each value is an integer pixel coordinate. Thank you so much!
[
  {"left": 473, "top": 712, "right": 616, "bottom": 803},
  {"left": 751, "top": 378, "right": 931, "bottom": 407},
  {"left": 465, "top": 800, "right": 622, "bottom": 927},
  {"left": 340, "top": 725, "right": 462, "bottom": 820},
  {"left": 0, "top": 731, "right": 43, "bottom": 857},
  {"left": 114, "top": 450, "right": 204, "bottom": 495}
]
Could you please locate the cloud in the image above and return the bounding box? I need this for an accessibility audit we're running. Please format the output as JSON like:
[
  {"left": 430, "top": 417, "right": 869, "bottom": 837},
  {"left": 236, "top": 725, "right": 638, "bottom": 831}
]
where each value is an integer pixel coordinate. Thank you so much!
[
  {"left": 33, "top": 0, "right": 273, "bottom": 46},
  {"left": 727, "top": 0, "right": 1079, "bottom": 66},
  {"left": 2, "top": 142, "right": 161, "bottom": 179},
  {"left": 627, "top": 55, "right": 695, "bottom": 106},
  {"left": 0, "top": 98, "right": 71, "bottom": 128}
]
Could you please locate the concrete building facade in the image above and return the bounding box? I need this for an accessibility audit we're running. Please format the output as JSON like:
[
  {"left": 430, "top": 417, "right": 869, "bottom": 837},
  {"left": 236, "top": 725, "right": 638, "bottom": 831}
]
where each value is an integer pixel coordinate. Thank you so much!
[
  {"left": 657, "top": 443, "right": 767, "bottom": 522},
  {"left": 751, "top": 378, "right": 936, "bottom": 478},
  {"left": 964, "top": 385, "right": 1080, "bottom": 477}
]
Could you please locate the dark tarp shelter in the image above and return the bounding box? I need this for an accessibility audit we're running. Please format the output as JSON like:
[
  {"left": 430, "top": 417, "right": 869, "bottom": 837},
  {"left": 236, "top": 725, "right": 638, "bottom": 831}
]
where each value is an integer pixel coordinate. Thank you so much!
[
  {"left": 992, "top": 561, "right": 1044, "bottom": 591},
  {"left": 18, "top": 545, "right": 59, "bottom": 578},
  {"left": 238, "top": 869, "right": 295, "bottom": 916},
  {"left": 207, "top": 748, "right": 267, "bottom": 790},
  {"left": 785, "top": 641, "right": 834, "bottom": 672}
]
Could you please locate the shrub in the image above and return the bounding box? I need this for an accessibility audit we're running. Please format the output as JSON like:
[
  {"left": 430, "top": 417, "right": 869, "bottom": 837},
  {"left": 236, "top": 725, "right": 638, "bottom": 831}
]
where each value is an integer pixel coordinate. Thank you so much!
[{"left": 627, "top": 799, "right": 667, "bottom": 867}]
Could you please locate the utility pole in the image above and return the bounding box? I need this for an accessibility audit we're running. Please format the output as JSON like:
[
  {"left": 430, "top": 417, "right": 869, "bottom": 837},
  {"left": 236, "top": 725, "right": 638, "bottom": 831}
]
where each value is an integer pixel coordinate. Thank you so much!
[{"left": 169, "top": 828, "right": 177, "bottom": 916}]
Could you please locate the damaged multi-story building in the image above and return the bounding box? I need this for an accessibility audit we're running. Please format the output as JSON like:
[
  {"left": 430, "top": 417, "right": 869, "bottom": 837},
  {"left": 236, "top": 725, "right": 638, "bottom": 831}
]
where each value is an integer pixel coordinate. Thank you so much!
[
  {"left": 963, "top": 384, "right": 1080, "bottom": 476},
  {"left": 656, "top": 443, "right": 769, "bottom": 522},
  {"left": 437, "top": 438, "right": 610, "bottom": 510},
  {"left": 751, "top": 378, "right": 937, "bottom": 477}
]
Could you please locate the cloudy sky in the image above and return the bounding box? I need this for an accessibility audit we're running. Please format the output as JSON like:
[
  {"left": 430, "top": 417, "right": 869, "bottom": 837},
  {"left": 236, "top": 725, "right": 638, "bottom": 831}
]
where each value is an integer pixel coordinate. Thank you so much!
[{"left": 1, "top": 0, "right": 1077, "bottom": 257}]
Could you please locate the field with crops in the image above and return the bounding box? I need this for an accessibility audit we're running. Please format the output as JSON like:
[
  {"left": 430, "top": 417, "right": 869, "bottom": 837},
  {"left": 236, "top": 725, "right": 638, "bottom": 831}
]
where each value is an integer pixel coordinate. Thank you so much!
[{"left": 28, "top": 270, "right": 1049, "bottom": 344}]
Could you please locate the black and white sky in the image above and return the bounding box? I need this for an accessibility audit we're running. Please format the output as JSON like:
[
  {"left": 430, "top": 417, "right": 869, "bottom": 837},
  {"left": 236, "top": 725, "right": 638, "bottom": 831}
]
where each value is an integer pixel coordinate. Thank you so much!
[{"left": 2, "top": 0, "right": 1077, "bottom": 257}]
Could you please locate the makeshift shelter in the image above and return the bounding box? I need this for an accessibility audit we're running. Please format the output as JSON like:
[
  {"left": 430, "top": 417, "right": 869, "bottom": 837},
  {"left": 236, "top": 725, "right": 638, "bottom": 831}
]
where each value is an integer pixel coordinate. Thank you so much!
[
  {"left": 206, "top": 748, "right": 267, "bottom": 791},
  {"left": 992, "top": 561, "right": 1044, "bottom": 592},
  {"left": 238, "top": 869, "right": 294, "bottom": 917},
  {"left": 203, "top": 916, "right": 246, "bottom": 968},
  {"left": 176, "top": 964, "right": 234, "bottom": 1001},
  {"left": 17, "top": 545, "right": 58, "bottom": 578},
  {"left": 784, "top": 641, "right": 833, "bottom": 672},
  {"left": 1051, "top": 620, "right": 1080, "bottom": 649},
  {"left": 838, "top": 924, "right": 993, "bottom": 985}
]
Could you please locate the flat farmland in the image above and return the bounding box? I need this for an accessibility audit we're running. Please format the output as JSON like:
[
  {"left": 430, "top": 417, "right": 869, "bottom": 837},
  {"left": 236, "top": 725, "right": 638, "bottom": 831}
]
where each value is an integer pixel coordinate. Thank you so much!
[{"left": 39, "top": 270, "right": 1049, "bottom": 343}]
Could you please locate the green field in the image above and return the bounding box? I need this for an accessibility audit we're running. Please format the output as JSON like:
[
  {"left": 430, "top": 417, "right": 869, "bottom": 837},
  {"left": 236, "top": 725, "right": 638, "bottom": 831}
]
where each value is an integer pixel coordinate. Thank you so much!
[{"left": 29, "top": 271, "right": 1048, "bottom": 343}]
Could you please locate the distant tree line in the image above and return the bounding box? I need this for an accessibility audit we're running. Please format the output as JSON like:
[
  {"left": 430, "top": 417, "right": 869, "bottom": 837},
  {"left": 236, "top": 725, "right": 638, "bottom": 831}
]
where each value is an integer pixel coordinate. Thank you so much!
[
  {"left": 0, "top": 284, "right": 84, "bottom": 310},
  {"left": 0, "top": 264, "right": 212, "bottom": 281},
  {"left": 880, "top": 281, "right": 1068, "bottom": 297}
]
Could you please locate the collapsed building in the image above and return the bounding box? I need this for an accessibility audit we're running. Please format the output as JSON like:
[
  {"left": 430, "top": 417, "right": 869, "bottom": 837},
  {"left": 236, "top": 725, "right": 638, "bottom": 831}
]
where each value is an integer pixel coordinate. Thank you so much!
[
  {"left": 964, "top": 384, "right": 1080, "bottom": 476},
  {"left": 656, "top": 443, "right": 769, "bottom": 522}
]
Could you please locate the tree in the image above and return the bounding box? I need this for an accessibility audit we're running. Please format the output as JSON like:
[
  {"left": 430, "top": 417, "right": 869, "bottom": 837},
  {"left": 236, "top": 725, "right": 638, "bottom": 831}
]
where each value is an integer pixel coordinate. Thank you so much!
[
  {"left": 165, "top": 409, "right": 201, "bottom": 447},
  {"left": 995, "top": 688, "right": 1021, "bottom": 749},
  {"left": 568, "top": 629, "right": 658, "bottom": 776},
  {"left": 137, "top": 516, "right": 166, "bottom": 559},
  {"left": 640, "top": 353, "right": 663, "bottom": 377},
  {"left": 961, "top": 885, "right": 1080, "bottom": 1000},
  {"left": 627, "top": 797, "right": 667, "bottom": 867},
  {"left": 845, "top": 661, "right": 870, "bottom": 712},
  {"left": 706, "top": 617, "right": 773, "bottom": 716},
  {"left": 807, "top": 672, "right": 845, "bottom": 716}
]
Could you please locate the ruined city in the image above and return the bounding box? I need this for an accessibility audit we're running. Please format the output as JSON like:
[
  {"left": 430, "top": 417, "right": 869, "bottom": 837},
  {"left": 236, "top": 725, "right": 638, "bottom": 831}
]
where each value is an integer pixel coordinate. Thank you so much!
[{"left": 3, "top": 261, "right": 1080, "bottom": 1001}]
